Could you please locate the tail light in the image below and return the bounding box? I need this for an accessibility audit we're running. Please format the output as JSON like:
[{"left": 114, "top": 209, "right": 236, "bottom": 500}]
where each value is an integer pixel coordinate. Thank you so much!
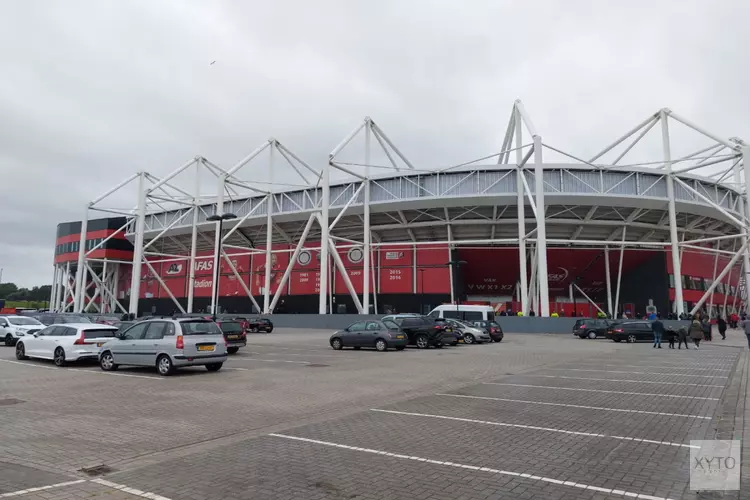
[
  {"left": 74, "top": 333, "right": 85, "bottom": 345},
  {"left": 614, "top": 328, "right": 624, "bottom": 333},
  {"left": 579, "top": 324, "right": 586, "bottom": 329},
  {"left": 176, "top": 335, "right": 184, "bottom": 349}
]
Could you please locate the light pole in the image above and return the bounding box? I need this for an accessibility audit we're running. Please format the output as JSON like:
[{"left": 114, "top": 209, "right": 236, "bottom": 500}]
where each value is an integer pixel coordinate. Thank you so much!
[
  {"left": 207, "top": 213, "right": 237, "bottom": 320},
  {"left": 446, "top": 260, "right": 468, "bottom": 317}
]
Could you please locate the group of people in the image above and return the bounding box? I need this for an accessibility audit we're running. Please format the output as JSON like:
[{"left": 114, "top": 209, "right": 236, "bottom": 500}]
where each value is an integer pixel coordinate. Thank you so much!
[{"left": 650, "top": 312, "right": 749, "bottom": 350}]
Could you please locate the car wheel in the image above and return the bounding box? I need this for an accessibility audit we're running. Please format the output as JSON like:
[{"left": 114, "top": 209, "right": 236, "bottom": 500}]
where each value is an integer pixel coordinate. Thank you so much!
[
  {"left": 331, "top": 338, "right": 343, "bottom": 350},
  {"left": 415, "top": 334, "right": 429, "bottom": 349},
  {"left": 395, "top": 346, "right": 405, "bottom": 351},
  {"left": 251, "top": 327, "right": 258, "bottom": 333},
  {"left": 227, "top": 347, "right": 239, "bottom": 354},
  {"left": 206, "top": 363, "right": 223, "bottom": 372},
  {"left": 4, "top": 334, "right": 13, "bottom": 346},
  {"left": 54, "top": 347, "right": 66, "bottom": 367},
  {"left": 587, "top": 331, "right": 597, "bottom": 339},
  {"left": 464, "top": 333, "right": 475, "bottom": 344},
  {"left": 15, "top": 342, "right": 27, "bottom": 360},
  {"left": 266, "top": 328, "right": 273, "bottom": 333},
  {"left": 375, "top": 339, "right": 388, "bottom": 352},
  {"left": 157, "top": 354, "right": 174, "bottom": 376},
  {"left": 627, "top": 334, "right": 637, "bottom": 344},
  {"left": 99, "top": 351, "right": 118, "bottom": 371}
]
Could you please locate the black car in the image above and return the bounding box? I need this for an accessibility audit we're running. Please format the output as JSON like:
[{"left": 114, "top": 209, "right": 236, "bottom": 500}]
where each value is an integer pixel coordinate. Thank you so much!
[
  {"left": 383, "top": 314, "right": 454, "bottom": 347},
  {"left": 247, "top": 317, "right": 273, "bottom": 333},
  {"left": 606, "top": 321, "right": 654, "bottom": 343},
  {"left": 573, "top": 318, "right": 618, "bottom": 339},
  {"left": 216, "top": 320, "right": 247, "bottom": 354},
  {"left": 329, "top": 320, "right": 409, "bottom": 351},
  {"left": 471, "top": 320, "right": 504, "bottom": 342}
]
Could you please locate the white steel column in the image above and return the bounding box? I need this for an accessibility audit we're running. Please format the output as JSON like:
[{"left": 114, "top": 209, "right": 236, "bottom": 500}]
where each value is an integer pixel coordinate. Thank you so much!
[
  {"left": 362, "top": 119, "right": 372, "bottom": 314},
  {"left": 128, "top": 172, "right": 147, "bottom": 316},
  {"left": 187, "top": 161, "right": 200, "bottom": 313},
  {"left": 210, "top": 175, "right": 225, "bottom": 316},
  {"left": 319, "top": 160, "right": 330, "bottom": 314},
  {"left": 516, "top": 109, "right": 529, "bottom": 314},
  {"left": 101, "top": 260, "right": 108, "bottom": 313},
  {"left": 73, "top": 208, "right": 89, "bottom": 312},
  {"left": 662, "top": 111, "right": 684, "bottom": 316},
  {"left": 708, "top": 243, "right": 720, "bottom": 317},
  {"left": 533, "top": 135, "right": 549, "bottom": 316},
  {"left": 263, "top": 145, "right": 275, "bottom": 314},
  {"left": 604, "top": 247, "right": 613, "bottom": 317},
  {"left": 49, "top": 266, "right": 59, "bottom": 311},
  {"left": 742, "top": 146, "right": 750, "bottom": 310},
  {"left": 111, "top": 263, "right": 119, "bottom": 313},
  {"left": 614, "top": 229, "right": 626, "bottom": 316},
  {"left": 63, "top": 262, "right": 71, "bottom": 311}
]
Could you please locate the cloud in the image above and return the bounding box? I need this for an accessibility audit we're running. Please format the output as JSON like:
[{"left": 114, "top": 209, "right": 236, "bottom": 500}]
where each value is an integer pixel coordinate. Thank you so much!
[{"left": 0, "top": 0, "right": 748, "bottom": 286}]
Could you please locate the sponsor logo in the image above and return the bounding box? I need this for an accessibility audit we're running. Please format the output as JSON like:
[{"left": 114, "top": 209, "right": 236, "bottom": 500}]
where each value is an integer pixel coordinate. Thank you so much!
[
  {"left": 385, "top": 251, "right": 404, "bottom": 260},
  {"left": 194, "top": 279, "right": 212, "bottom": 288},
  {"left": 348, "top": 247, "right": 364, "bottom": 264},
  {"left": 195, "top": 260, "right": 213, "bottom": 272},
  {"left": 548, "top": 267, "right": 569, "bottom": 282},
  {"left": 166, "top": 263, "right": 183, "bottom": 275},
  {"left": 297, "top": 250, "right": 312, "bottom": 266}
]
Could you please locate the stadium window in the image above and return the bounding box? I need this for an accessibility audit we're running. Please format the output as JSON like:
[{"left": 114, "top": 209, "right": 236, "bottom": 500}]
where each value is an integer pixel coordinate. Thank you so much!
[{"left": 668, "top": 274, "right": 675, "bottom": 288}]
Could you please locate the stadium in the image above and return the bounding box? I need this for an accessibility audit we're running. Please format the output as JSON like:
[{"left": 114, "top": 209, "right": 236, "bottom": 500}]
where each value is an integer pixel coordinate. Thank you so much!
[{"left": 49, "top": 101, "right": 750, "bottom": 319}]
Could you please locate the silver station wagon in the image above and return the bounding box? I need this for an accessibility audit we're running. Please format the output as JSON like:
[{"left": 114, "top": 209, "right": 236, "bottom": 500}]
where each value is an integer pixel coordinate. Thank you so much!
[{"left": 98, "top": 318, "right": 228, "bottom": 376}]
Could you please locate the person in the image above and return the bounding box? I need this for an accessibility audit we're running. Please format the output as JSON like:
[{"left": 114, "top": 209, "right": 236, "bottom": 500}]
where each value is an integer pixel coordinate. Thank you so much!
[
  {"left": 550, "top": 311, "right": 559, "bottom": 318},
  {"left": 516, "top": 311, "right": 523, "bottom": 316},
  {"left": 621, "top": 312, "right": 628, "bottom": 319},
  {"left": 717, "top": 316, "right": 727, "bottom": 340},
  {"left": 741, "top": 316, "right": 750, "bottom": 350},
  {"left": 651, "top": 316, "right": 664, "bottom": 349},
  {"left": 689, "top": 315, "right": 704, "bottom": 349},
  {"left": 647, "top": 312, "right": 657, "bottom": 321},
  {"left": 702, "top": 317, "right": 712, "bottom": 341},
  {"left": 677, "top": 325, "right": 689, "bottom": 349},
  {"left": 529, "top": 310, "right": 536, "bottom": 317},
  {"left": 730, "top": 312, "right": 739, "bottom": 329},
  {"left": 666, "top": 327, "right": 676, "bottom": 349}
]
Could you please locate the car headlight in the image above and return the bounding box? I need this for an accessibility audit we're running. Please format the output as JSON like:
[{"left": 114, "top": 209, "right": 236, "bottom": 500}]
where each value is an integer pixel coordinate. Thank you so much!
[{"left": 15, "top": 329, "right": 26, "bottom": 336}]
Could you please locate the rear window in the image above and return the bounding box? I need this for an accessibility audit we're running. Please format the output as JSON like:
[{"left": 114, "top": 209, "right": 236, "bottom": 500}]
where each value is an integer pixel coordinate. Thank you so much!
[
  {"left": 401, "top": 318, "right": 430, "bottom": 327},
  {"left": 487, "top": 321, "right": 500, "bottom": 328},
  {"left": 180, "top": 320, "right": 222, "bottom": 335},
  {"left": 82, "top": 329, "right": 117, "bottom": 338},
  {"left": 220, "top": 322, "right": 243, "bottom": 333},
  {"left": 487, "top": 312, "right": 495, "bottom": 321}
]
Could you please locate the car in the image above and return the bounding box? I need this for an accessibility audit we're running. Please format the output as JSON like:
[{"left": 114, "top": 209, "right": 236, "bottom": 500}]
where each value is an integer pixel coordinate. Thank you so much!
[
  {"left": 31, "top": 313, "right": 93, "bottom": 326},
  {"left": 471, "top": 320, "right": 504, "bottom": 342},
  {"left": 98, "top": 318, "right": 228, "bottom": 376},
  {"left": 428, "top": 304, "right": 496, "bottom": 321},
  {"left": 443, "top": 318, "right": 491, "bottom": 344},
  {"left": 112, "top": 321, "right": 135, "bottom": 332},
  {"left": 92, "top": 315, "right": 121, "bottom": 325},
  {"left": 605, "top": 321, "right": 654, "bottom": 343},
  {"left": 216, "top": 320, "right": 246, "bottom": 354},
  {"left": 246, "top": 317, "right": 273, "bottom": 333},
  {"left": 0, "top": 315, "right": 45, "bottom": 346},
  {"left": 380, "top": 315, "right": 447, "bottom": 349},
  {"left": 15, "top": 324, "right": 118, "bottom": 366},
  {"left": 329, "top": 319, "right": 409, "bottom": 351},
  {"left": 573, "top": 318, "right": 619, "bottom": 339}
]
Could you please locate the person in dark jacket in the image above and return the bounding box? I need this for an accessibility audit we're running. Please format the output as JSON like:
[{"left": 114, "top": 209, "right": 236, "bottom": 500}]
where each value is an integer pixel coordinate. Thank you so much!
[
  {"left": 717, "top": 317, "right": 727, "bottom": 340},
  {"left": 689, "top": 316, "right": 704, "bottom": 349},
  {"left": 651, "top": 317, "right": 665, "bottom": 348},
  {"left": 677, "top": 326, "right": 689, "bottom": 349},
  {"left": 702, "top": 317, "right": 712, "bottom": 341}
]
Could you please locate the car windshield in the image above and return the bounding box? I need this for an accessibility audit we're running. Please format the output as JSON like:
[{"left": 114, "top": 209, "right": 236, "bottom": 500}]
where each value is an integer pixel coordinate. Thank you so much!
[
  {"left": 9, "top": 317, "right": 42, "bottom": 326},
  {"left": 180, "top": 320, "right": 222, "bottom": 335},
  {"left": 220, "top": 322, "right": 243, "bottom": 333},
  {"left": 487, "top": 321, "right": 500, "bottom": 327}
]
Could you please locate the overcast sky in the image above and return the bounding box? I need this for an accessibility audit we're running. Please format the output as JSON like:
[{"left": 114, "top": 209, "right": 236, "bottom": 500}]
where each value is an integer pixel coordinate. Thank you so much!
[{"left": 1, "top": 0, "right": 748, "bottom": 288}]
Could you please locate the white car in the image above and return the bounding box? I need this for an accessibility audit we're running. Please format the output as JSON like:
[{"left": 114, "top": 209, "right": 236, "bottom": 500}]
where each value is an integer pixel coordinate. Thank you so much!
[
  {"left": 0, "top": 316, "right": 45, "bottom": 346},
  {"left": 15, "top": 323, "right": 119, "bottom": 367}
]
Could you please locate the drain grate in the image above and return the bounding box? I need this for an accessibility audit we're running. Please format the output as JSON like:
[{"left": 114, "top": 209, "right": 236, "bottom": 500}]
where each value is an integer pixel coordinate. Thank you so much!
[
  {"left": 79, "top": 465, "right": 115, "bottom": 476},
  {"left": 306, "top": 364, "right": 329, "bottom": 368},
  {"left": 0, "top": 398, "right": 24, "bottom": 406}
]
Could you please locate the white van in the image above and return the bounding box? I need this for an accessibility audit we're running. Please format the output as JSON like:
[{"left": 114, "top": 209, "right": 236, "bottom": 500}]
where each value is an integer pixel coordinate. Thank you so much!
[{"left": 428, "top": 305, "right": 495, "bottom": 322}]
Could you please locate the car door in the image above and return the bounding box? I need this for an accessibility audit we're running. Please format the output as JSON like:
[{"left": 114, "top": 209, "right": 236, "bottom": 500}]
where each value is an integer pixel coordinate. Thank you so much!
[
  {"left": 364, "top": 321, "right": 385, "bottom": 347},
  {"left": 0, "top": 317, "right": 10, "bottom": 341},
  {"left": 639, "top": 322, "right": 654, "bottom": 340},
  {"left": 42, "top": 326, "right": 74, "bottom": 359},
  {"left": 24, "top": 326, "right": 54, "bottom": 357},
  {"left": 344, "top": 321, "right": 367, "bottom": 346},
  {"left": 110, "top": 322, "right": 149, "bottom": 364},
  {"left": 137, "top": 322, "right": 169, "bottom": 366}
]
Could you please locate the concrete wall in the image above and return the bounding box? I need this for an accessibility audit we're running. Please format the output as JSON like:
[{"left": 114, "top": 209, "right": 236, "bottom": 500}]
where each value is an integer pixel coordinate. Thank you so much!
[{"left": 229, "top": 314, "right": 694, "bottom": 334}]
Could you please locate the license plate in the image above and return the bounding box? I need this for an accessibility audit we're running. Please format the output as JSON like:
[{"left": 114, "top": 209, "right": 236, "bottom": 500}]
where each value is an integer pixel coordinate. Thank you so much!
[
  {"left": 197, "top": 345, "right": 215, "bottom": 352},
  {"left": 227, "top": 335, "right": 239, "bottom": 340},
  {"left": 97, "top": 343, "right": 104, "bottom": 347},
  {"left": 395, "top": 335, "right": 404, "bottom": 339}
]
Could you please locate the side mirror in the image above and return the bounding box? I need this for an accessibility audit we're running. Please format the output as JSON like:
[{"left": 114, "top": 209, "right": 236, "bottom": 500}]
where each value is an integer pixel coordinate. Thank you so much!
[{"left": 33, "top": 333, "right": 39, "bottom": 338}]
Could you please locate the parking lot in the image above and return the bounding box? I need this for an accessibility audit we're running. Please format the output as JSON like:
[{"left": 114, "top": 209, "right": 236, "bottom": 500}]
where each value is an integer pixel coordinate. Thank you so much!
[{"left": 0, "top": 329, "right": 747, "bottom": 500}]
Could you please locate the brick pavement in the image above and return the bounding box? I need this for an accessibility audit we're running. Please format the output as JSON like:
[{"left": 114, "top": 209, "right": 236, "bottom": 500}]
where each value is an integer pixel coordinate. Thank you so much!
[{"left": 0, "top": 328, "right": 747, "bottom": 499}]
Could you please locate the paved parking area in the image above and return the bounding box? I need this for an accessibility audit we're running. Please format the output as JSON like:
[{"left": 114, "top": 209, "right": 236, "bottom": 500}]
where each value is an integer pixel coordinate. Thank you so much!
[{"left": 0, "top": 328, "right": 747, "bottom": 499}]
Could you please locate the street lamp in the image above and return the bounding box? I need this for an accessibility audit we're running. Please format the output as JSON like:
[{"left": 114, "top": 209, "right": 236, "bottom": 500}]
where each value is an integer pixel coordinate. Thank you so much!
[
  {"left": 446, "top": 260, "right": 468, "bottom": 317},
  {"left": 207, "top": 212, "right": 237, "bottom": 320}
]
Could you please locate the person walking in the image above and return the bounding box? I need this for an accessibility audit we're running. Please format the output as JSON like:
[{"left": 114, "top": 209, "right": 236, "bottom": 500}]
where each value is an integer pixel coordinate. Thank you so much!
[
  {"left": 717, "top": 316, "right": 727, "bottom": 340},
  {"left": 651, "top": 316, "right": 664, "bottom": 349},
  {"left": 702, "top": 316, "right": 712, "bottom": 341},
  {"left": 741, "top": 316, "right": 750, "bottom": 350},
  {"left": 689, "top": 315, "right": 704, "bottom": 349},
  {"left": 677, "top": 325, "right": 689, "bottom": 350}
]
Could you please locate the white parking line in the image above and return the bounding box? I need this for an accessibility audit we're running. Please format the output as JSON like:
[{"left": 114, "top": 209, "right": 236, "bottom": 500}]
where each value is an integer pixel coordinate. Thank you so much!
[
  {"left": 436, "top": 393, "right": 712, "bottom": 419},
  {"left": 269, "top": 433, "right": 676, "bottom": 500},
  {"left": 524, "top": 374, "right": 725, "bottom": 388},
  {"left": 230, "top": 357, "right": 313, "bottom": 366},
  {"left": 482, "top": 383, "right": 720, "bottom": 400},
  {"left": 0, "top": 359, "right": 163, "bottom": 380},
  {"left": 246, "top": 351, "right": 340, "bottom": 358},
  {"left": 547, "top": 368, "right": 728, "bottom": 378},
  {"left": 370, "top": 409, "right": 699, "bottom": 449},
  {"left": 92, "top": 479, "right": 172, "bottom": 500},
  {"left": 0, "top": 479, "right": 86, "bottom": 498},
  {"left": 576, "top": 363, "right": 730, "bottom": 372},
  {"left": 223, "top": 367, "right": 250, "bottom": 371}
]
